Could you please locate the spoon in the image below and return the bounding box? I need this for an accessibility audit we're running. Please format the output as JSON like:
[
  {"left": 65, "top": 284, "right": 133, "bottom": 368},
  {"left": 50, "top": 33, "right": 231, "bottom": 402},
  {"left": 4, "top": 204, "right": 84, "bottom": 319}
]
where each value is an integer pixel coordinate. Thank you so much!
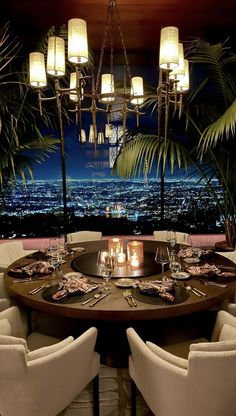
[{"left": 81, "top": 292, "right": 102, "bottom": 305}]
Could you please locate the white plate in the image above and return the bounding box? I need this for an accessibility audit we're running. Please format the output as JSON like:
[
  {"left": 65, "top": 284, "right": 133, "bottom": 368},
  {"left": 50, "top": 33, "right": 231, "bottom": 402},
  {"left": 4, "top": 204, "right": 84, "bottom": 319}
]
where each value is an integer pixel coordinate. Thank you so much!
[
  {"left": 115, "top": 278, "right": 134, "bottom": 288},
  {"left": 183, "top": 257, "right": 200, "bottom": 264},
  {"left": 171, "top": 271, "right": 190, "bottom": 280},
  {"left": 71, "top": 247, "right": 85, "bottom": 252},
  {"left": 63, "top": 272, "right": 83, "bottom": 279}
]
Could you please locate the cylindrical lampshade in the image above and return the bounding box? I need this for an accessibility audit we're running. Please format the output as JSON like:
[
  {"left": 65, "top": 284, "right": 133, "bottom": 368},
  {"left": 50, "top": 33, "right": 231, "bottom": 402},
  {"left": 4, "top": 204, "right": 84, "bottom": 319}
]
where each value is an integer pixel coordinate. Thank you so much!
[
  {"left": 127, "top": 241, "right": 144, "bottom": 268},
  {"left": 105, "top": 124, "right": 113, "bottom": 138},
  {"left": 29, "top": 52, "right": 47, "bottom": 87},
  {"left": 101, "top": 73, "right": 115, "bottom": 102},
  {"left": 169, "top": 43, "right": 185, "bottom": 80},
  {"left": 159, "top": 26, "right": 179, "bottom": 70},
  {"left": 131, "top": 76, "right": 144, "bottom": 105},
  {"left": 97, "top": 132, "right": 104, "bottom": 144},
  {"left": 89, "top": 124, "right": 97, "bottom": 143},
  {"left": 47, "top": 37, "right": 65, "bottom": 77},
  {"left": 177, "top": 59, "right": 189, "bottom": 92},
  {"left": 108, "top": 238, "right": 124, "bottom": 256},
  {"left": 68, "top": 18, "right": 88, "bottom": 64},
  {"left": 80, "top": 129, "right": 86, "bottom": 142}
]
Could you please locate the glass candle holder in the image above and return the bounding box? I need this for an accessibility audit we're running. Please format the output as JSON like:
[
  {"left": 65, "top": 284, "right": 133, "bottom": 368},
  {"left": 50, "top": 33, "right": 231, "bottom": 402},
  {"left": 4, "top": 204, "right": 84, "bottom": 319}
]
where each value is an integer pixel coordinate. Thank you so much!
[
  {"left": 108, "top": 238, "right": 124, "bottom": 256},
  {"left": 127, "top": 241, "right": 144, "bottom": 268}
]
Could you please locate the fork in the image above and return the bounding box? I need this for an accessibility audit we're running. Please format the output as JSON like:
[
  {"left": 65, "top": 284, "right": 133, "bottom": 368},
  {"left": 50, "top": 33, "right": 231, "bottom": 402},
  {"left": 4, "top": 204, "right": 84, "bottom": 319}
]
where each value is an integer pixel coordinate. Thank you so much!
[
  {"left": 124, "top": 290, "right": 137, "bottom": 307},
  {"left": 28, "top": 283, "right": 49, "bottom": 295},
  {"left": 122, "top": 291, "right": 133, "bottom": 307}
]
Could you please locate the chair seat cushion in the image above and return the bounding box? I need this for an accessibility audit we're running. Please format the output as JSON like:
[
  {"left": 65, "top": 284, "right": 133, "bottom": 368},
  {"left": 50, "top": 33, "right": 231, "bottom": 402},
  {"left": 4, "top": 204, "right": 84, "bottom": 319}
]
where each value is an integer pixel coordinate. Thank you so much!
[
  {"left": 146, "top": 341, "right": 188, "bottom": 369},
  {"left": 27, "top": 332, "right": 61, "bottom": 351},
  {"left": 27, "top": 336, "right": 74, "bottom": 361},
  {"left": 163, "top": 337, "right": 207, "bottom": 359}
]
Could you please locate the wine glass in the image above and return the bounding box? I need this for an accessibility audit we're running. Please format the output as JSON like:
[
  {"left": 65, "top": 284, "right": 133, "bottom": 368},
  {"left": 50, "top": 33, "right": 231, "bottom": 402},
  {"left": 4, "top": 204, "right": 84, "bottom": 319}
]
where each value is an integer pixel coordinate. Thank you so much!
[
  {"left": 155, "top": 246, "right": 170, "bottom": 275},
  {"left": 97, "top": 251, "right": 114, "bottom": 291},
  {"left": 169, "top": 253, "right": 182, "bottom": 277},
  {"left": 167, "top": 230, "right": 177, "bottom": 250}
]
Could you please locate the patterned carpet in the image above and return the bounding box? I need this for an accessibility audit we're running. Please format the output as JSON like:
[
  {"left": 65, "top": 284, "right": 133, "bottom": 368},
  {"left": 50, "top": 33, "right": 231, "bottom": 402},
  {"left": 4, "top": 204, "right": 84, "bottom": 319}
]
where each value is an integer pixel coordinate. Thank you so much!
[{"left": 62, "top": 365, "right": 153, "bottom": 416}]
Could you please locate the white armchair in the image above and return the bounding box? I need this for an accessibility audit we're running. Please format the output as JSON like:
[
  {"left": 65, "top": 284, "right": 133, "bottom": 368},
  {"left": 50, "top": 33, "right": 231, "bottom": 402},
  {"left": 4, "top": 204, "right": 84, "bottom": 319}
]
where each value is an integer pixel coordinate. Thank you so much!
[
  {"left": 0, "top": 306, "right": 100, "bottom": 416},
  {"left": 153, "top": 230, "right": 190, "bottom": 245},
  {"left": 127, "top": 310, "right": 236, "bottom": 416},
  {"left": 67, "top": 231, "right": 102, "bottom": 244},
  {"left": 0, "top": 241, "right": 36, "bottom": 272}
]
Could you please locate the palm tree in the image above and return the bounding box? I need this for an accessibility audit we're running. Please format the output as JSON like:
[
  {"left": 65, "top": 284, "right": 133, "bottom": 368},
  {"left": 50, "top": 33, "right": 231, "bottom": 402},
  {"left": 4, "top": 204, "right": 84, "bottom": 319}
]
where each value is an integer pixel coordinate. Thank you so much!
[
  {"left": 113, "top": 38, "right": 236, "bottom": 245},
  {"left": 0, "top": 22, "right": 60, "bottom": 192}
]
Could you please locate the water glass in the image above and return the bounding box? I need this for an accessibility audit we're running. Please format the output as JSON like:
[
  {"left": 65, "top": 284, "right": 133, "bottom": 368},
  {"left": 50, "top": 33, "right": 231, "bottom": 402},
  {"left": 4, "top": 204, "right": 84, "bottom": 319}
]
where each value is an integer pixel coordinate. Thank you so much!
[
  {"left": 169, "top": 253, "right": 182, "bottom": 276},
  {"left": 155, "top": 246, "right": 170, "bottom": 275}
]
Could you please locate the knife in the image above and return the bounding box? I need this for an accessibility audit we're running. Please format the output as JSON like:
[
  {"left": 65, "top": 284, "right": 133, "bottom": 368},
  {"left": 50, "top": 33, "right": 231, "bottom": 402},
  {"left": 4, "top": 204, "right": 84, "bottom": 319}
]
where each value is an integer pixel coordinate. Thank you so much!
[{"left": 89, "top": 291, "right": 112, "bottom": 307}]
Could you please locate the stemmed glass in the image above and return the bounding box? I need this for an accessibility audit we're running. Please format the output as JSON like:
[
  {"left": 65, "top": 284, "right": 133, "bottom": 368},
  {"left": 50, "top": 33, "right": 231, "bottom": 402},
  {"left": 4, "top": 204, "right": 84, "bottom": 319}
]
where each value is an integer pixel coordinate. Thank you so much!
[
  {"left": 97, "top": 252, "right": 114, "bottom": 291},
  {"left": 166, "top": 230, "right": 177, "bottom": 250},
  {"left": 155, "top": 246, "right": 170, "bottom": 276},
  {"left": 169, "top": 252, "right": 182, "bottom": 277}
]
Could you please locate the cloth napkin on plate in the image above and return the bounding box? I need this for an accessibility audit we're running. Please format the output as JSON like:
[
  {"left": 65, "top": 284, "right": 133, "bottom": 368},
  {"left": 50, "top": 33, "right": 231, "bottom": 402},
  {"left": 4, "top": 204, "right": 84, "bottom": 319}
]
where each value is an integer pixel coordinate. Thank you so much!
[
  {"left": 186, "top": 263, "right": 236, "bottom": 278},
  {"left": 134, "top": 277, "right": 175, "bottom": 302},
  {"left": 52, "top": 276, "right": 98, "bottom": 301},
  {"left": 8, "top": 261, "right": 54, "bottom": 278}
]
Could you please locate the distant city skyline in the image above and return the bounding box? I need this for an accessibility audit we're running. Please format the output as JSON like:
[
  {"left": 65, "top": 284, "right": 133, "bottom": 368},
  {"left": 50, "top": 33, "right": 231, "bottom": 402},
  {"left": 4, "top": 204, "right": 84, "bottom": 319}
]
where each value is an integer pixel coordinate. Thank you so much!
[{"left": 0, "top": 176, "right": 223, "bottom": 238}]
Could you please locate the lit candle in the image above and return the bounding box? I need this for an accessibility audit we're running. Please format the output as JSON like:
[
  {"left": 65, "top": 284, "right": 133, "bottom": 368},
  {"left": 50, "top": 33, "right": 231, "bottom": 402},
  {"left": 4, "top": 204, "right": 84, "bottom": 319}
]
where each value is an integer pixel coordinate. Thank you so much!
[
  {"left": 130, "top": 255, "right": 140, "bottom": 268},
  {"left": 117, "top": 252, "right": 126, "bottom": 266},
  {"left": 127, "top": 241, "right": 144, "bottom": 268}
]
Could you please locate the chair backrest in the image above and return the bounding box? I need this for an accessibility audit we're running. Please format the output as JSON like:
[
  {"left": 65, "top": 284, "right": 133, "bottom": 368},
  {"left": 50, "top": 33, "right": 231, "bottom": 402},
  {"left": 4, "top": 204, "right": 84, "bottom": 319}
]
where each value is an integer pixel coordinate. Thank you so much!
[
  {"left": 0, "top": 241, "right": 26, "bottom": 270},
  {"left": 216, "top": 249, "right": 236, "bottom": 265},
  {"left": 127, "top": 325, "right": 236, "bottom": 416},
  {"left": 67, "top": 230, "right": 102, "bottom": 243},
  {"left": 153, "top": 230, "right": 190, "bottom": 244},
  {"left": 0, "top": 306, "right": 27, "bottom": 338},
  {"left": 0, "top": 325, "right": 99, "bottom": 416}
]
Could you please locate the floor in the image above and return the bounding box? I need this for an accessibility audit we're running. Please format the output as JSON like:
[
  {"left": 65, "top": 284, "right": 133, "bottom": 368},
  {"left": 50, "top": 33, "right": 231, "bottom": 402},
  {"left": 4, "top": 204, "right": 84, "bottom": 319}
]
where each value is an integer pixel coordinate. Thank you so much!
[{"left": 62, "top": 366, "right": 153, "bottom": 416}]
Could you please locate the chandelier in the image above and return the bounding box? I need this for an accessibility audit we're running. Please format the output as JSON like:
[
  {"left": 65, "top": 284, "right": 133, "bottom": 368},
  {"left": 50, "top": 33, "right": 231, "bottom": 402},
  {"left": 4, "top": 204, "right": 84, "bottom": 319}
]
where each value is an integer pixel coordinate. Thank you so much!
[
  {"left": 29, "top": 1, "right": 189, "bottom": 145},
  {"left": 28, "top": 0, "right": 190, "bottom": 234}
]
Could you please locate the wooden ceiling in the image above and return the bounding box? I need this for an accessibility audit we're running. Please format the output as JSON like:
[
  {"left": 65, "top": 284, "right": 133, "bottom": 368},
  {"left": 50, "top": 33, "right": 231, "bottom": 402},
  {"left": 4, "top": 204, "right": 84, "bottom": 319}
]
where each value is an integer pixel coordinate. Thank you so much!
[{"left": 2, "top": 0, "right": 236, "bottom": 64}]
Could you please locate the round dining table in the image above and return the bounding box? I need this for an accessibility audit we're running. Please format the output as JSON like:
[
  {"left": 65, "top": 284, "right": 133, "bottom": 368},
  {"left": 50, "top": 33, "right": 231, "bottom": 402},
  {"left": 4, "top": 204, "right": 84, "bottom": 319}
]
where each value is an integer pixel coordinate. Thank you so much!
[
  {"left": 4, "top": 239, "right": 236, "bottom": 321},
  {"left": 4, "top": 239, "right": 236, "bottom": 366}
]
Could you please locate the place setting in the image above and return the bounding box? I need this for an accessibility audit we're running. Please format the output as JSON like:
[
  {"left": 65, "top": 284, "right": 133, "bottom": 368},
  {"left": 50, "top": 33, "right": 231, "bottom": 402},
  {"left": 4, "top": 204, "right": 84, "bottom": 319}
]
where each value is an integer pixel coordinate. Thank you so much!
[
  {"left": 41, "top": 250, "right": 115, "bottom": 305},
  {"left": 41, "top": 272, "right": 103, "bottom": 304},
  {"left": 127, "top": 246, "right": 192, "bottom": 306},
  {"left": 8, "top": 260, "right": 55, "bottom": 282}
]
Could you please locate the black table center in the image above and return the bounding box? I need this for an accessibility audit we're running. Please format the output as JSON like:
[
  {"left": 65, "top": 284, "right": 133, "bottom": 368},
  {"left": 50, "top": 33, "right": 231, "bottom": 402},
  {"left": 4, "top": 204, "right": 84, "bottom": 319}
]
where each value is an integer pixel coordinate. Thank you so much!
[{"left": 71, "top": 251, "right": 161, "bottom": 279}]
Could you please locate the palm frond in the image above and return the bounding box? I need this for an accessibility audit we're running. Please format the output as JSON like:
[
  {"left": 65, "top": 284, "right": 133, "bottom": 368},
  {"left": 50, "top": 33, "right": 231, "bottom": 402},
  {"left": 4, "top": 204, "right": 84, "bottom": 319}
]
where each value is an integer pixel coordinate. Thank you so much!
[{"left": 199, "top": 100, "right": 236, "bottom": 155}]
